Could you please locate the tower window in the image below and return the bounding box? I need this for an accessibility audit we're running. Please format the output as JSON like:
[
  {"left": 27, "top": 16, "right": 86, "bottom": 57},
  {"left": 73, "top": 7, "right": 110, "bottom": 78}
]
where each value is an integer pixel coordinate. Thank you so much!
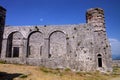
[{"left": 97, "top": 54, "right": 102, "bottom": 67}]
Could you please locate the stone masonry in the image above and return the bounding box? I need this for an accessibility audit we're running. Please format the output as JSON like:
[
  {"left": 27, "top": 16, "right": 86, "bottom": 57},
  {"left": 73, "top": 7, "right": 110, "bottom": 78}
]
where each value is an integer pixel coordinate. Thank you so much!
[{"left": 0, "top": 6, "right": 112, "bottom": 72}]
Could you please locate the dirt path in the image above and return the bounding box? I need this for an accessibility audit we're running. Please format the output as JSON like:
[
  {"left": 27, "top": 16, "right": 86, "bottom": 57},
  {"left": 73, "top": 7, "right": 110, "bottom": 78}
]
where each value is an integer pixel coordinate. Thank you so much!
[
  {"left": 110, "top": 77, "right": 120, "bottom": 80},
  {"left": 0, "top": 64, "right": 45, "bottom": 80}
]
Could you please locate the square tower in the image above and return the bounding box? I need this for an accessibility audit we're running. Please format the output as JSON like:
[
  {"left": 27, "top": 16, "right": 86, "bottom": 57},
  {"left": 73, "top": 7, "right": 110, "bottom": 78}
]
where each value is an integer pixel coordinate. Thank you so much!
[{"left": 0, "top": 6, "right": 6, "bottom": 55}]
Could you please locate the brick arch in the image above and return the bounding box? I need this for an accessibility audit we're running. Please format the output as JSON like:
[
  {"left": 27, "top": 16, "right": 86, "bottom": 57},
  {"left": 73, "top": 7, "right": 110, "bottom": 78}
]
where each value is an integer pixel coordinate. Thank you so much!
[
  {"left": 48, "top": 30, "right": 67, "bottom": 58},
  {"left": 6, "top": 31, "right": 24, "bottom": 58},
  {"left": 6, "top": 30, "right": 25, "bottom": 39},
  {"left": 27, "top": 31, "right": 43, "bottom": 39},
  {"left": 49, "top": 30, "right": 66, "bottom": 38},
  {"left": 26, "top": 29, "right": 45, "bottom": 39},
  {"left": 27, "top": 31, "right": 44, "bottom": 58},
  {"left": 47, "top": 28, "right": 66, "bottom": 38}
]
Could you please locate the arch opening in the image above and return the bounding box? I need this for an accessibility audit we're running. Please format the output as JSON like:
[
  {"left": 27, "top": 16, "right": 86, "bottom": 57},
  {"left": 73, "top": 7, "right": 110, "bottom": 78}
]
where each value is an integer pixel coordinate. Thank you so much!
[
  {"left": 6, "top": 32, "right": 23, "bottom": 58},
  {"left": 27, "top": 31, "right": 44, "bottom": 58},
  {"left": 97, "top": 54, "right": 102, "bottom": 67},
  {"left": 49, "top": 31, "right": 66, "bottom": 58}
]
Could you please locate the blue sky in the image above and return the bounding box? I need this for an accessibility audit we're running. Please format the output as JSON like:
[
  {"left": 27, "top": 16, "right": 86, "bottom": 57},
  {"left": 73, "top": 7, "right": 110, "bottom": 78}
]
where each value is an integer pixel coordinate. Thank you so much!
[{"left": 0, "top": 0, "right": 120, "bottom": 59}]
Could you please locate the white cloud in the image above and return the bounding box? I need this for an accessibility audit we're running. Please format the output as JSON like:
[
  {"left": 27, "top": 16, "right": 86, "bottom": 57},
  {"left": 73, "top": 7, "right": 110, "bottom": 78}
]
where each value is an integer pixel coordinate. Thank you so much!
[{"left": 109, "top": 38, "right": 120, "bottom": 55}]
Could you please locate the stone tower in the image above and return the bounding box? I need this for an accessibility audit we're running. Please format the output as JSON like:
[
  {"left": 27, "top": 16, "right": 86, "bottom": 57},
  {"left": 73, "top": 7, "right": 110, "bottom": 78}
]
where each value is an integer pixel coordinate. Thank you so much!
[
  {"left": 86, "top": 8, "right": 105, "bottom": 31},
  {"left": 0, "top": 6, "right": 6, "bottom": 56},
  {"left": 86, "top": 8, "right": 112, "bottom": 71}
]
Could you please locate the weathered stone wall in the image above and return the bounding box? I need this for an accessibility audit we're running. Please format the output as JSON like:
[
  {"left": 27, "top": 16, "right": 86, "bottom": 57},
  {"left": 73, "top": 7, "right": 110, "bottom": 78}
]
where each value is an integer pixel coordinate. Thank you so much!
[
  {"left": 0, "top": 7, "right": 112, "bottom": 72},
  {"left": 0, "top": 6, "right": 6, "bottom": 55}
]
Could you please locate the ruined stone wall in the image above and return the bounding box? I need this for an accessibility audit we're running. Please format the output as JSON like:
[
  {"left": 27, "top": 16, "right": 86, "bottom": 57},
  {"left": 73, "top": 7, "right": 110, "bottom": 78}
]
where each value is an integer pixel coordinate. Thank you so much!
[{"left": 0, "top": 7, "right": 112, "bottom": 72}]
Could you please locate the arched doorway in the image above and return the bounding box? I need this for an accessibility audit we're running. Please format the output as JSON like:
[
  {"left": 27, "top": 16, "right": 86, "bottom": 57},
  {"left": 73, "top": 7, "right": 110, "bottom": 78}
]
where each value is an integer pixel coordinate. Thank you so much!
[
  {"left": 97, "top": 54, "right": 102, "bottom": 67},
  {"left": 27, "top": 31, "right": 44, "bottom": 58},
  {"left": 6, "top": 32, "right": 23, "bottom": 58}
]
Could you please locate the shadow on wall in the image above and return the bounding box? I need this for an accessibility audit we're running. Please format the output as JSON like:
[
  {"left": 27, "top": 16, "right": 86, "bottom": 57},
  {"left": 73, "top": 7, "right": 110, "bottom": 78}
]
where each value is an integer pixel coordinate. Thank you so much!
[{"left": 0, "top": 72, "right": 23, "bottom": 80}]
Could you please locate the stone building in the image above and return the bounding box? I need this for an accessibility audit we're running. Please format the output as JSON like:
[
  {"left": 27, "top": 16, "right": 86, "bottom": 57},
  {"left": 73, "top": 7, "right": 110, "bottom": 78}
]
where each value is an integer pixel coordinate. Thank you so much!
[{"left": 0, "top": 6, "right": 112, "bottom": 72}]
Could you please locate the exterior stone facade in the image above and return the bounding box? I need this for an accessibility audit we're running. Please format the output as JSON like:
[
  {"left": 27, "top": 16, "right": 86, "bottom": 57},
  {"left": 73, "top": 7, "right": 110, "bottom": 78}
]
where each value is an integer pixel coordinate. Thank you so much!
[{"left": 0, "top": 6, "right": 112, "bottom": 72}]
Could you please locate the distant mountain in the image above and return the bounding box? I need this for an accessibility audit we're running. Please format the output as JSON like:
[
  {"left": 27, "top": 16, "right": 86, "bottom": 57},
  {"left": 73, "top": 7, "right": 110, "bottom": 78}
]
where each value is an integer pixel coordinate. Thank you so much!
[{"left": 112, "top": 54, "right": 120, "bottom": 60}]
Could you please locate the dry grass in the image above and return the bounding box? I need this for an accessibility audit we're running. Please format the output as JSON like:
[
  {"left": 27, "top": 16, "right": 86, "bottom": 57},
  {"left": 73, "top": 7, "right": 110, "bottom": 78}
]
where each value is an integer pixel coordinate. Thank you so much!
[{"left": 0, "top": 63, "right": 120, "bottom": 80}]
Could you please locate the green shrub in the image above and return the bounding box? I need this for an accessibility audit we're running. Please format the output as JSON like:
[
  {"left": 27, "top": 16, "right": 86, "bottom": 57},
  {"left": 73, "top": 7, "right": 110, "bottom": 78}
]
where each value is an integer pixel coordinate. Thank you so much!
[
  {"left": 65, "top": 68, "right": 71, "bottom": 72},
  {"left": 0, "top": 60, "right": 6, "bottom": 64},
  {"left": 40, "top": 67, "right": 50, "bottom": 73},
  {"left": 19, "top": 74, "right": 28, "bottom": 78}
]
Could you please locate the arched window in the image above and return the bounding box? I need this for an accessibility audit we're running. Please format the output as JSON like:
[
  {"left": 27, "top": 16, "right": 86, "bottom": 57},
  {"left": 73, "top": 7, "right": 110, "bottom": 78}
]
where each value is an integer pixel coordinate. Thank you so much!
[{"left": 97, "top": 54, "right": 102, "bottom": 67}]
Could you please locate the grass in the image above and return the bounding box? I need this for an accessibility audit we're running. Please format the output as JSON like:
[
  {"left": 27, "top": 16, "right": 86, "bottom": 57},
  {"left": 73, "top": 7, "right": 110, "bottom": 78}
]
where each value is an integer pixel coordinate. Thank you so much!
[
  {"left": 39, "top": 66, "right": 63, "bottom": 76},
  {"left": 112, "top": 66, "right": 120, "bottom": 76},
  {"left": 76, "top": 71, "right": 109, "bottom": 80},
  {"left": 39, "top": 67, "right": 115, "bottom": 80},
  {"left": 0, "top": 64, "right": 120, "bottom": 80}
]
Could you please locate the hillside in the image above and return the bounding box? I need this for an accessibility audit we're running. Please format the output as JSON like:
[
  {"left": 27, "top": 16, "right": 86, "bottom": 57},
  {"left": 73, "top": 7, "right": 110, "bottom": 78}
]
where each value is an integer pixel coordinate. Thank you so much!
[{"left": 0, "top": 63, "right": 120, "bottom": 80}]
